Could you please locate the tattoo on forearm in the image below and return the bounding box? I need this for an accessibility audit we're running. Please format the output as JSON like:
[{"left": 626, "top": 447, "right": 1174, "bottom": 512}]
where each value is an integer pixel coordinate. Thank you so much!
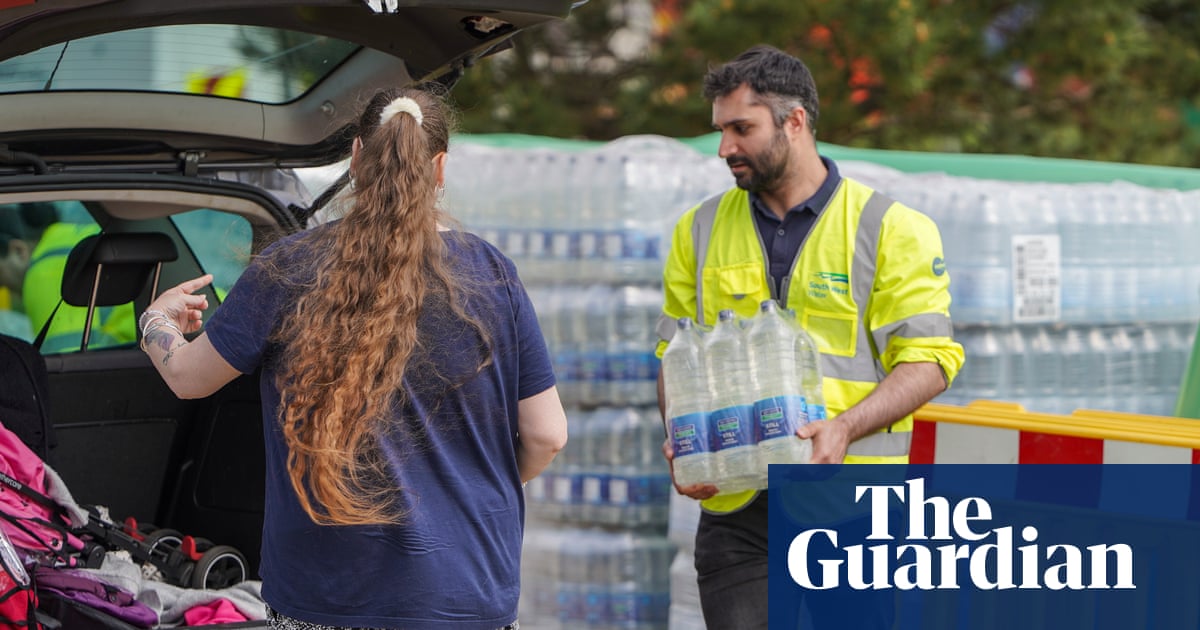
[
  {"left": 147, "top": 329, "right": 177, "bottom": 353},
  {"left": 161, "top": 340, "right": 187, "bottom": 367}
]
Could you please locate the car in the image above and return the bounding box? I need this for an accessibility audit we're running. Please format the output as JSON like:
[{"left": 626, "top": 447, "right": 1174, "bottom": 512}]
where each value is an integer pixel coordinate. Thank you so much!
[{"left": 0, "top": 1, "right": 581, "bottom": 627}]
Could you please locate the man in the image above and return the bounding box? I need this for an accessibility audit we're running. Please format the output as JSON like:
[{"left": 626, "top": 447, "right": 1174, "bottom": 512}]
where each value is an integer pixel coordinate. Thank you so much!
[
  {"left": 0, "top": 203, "right": 58, "bottom": 339},
  {"left": 655, "top": 45, "right": 964, "bottom": 629}
]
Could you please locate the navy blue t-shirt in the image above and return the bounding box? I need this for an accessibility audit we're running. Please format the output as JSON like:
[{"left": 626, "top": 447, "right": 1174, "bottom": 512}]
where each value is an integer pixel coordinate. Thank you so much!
[{"left": 204, "top": 226, "right": 556, "bottom": 629}]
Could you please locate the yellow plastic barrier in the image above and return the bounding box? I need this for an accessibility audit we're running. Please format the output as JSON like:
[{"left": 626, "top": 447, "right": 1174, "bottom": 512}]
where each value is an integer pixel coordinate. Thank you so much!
[{"left": 913, "top": 400, "right": 1200, "bottom": 462}]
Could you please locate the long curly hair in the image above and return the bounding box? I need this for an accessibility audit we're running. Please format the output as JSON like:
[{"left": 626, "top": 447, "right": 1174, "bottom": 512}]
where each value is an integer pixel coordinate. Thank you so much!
[{"left": 269, "top": 87, "right": 490, "bottom": 526}]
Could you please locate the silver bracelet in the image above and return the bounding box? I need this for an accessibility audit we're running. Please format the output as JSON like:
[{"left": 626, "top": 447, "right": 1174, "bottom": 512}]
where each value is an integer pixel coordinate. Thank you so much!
[
  {"left": 138, "top": 309, "right": 170, "bottom": 332},
  {"left": 139, "top": 318, "right": 184, "bottom": 353}
]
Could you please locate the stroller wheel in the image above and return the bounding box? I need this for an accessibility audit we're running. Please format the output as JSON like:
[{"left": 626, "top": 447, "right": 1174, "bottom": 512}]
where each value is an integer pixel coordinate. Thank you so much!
[
  {"left": 191, "top": 545, "right": 248, "bottom": 590},
  {"left": 143, "top": 528, "right": 184, "bottom": 554}
]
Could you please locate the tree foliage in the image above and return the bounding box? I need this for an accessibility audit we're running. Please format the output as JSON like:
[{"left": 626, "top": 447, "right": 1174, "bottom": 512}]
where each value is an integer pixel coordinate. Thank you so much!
[{"left": 453, "top": 0, "right": 1200, "bottom": 167}]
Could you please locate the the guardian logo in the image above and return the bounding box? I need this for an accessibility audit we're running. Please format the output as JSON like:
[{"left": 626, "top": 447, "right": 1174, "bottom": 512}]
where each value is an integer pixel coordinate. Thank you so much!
[{"left": 787, "top": 478, "right": 1136, "bottom": 591}]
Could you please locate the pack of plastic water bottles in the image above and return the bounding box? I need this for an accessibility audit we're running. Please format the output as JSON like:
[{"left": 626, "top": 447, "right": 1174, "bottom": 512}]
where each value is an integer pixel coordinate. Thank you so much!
[{"left": 661, "top": 303, "right": 825, "bottom": 495}]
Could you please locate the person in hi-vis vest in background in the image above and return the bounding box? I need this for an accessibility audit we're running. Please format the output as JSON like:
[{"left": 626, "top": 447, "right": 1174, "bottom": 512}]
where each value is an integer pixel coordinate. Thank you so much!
[{"left": 655, "top": 45, "right": 964, "bottom": 629}]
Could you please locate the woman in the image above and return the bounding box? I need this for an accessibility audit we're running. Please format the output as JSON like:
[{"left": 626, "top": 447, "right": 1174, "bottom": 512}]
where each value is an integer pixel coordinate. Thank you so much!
[{"left": 138, "top": 87, "right": 568, "bottom": 629}]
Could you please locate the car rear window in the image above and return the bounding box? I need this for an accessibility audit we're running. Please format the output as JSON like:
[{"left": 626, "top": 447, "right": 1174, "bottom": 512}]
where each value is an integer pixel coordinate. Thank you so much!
[
  {"left": 0, "top": 25, "right": 358, "bottom": 104},
  {"left": 1, "top": 202, "right": 255, "bottom": 354},
  {"left": 172, "top": 209, "right": 254, "bottom": 299}
]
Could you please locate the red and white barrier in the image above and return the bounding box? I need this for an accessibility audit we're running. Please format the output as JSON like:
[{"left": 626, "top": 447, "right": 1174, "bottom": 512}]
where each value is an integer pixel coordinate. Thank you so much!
[{"left": 911, "top": 401, "right": 1200, "bottom": 465}]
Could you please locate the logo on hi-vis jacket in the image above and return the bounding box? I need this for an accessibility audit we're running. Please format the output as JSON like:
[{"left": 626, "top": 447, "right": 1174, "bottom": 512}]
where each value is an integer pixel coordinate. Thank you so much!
[
  {"left": 932, "top": 257, "right": 946, "bottom": 277},
  {"left": 809, "top": 272, "right": 849, "bottom": 299}
]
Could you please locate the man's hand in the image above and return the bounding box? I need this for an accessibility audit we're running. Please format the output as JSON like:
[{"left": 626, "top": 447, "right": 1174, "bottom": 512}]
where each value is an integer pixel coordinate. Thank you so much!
[
  {"left": 795, "top": 420, "right": 851, "bottom": 464},
  {"left": 661, "top": 438, "right": 719, "bottom": 500}
]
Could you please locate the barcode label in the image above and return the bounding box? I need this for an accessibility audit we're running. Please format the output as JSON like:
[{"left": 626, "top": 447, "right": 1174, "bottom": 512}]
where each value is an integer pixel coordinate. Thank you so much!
[{"left": 1011, "top": 234, "right": 1061, "bottom": 323}]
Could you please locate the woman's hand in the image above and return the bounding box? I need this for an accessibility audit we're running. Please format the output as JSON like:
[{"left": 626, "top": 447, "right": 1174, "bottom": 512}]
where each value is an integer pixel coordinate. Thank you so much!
[
  {"left": 140, "top": 274, "right": 241, "bottom": 400},
  {"left": 145, "top": 274, "right": 213, "bottom": 335}
]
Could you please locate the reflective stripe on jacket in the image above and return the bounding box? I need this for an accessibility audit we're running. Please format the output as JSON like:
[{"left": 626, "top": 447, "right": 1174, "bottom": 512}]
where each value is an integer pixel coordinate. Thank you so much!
[{"left": 657, "top": 178, "right": 964, "bottom": 514}]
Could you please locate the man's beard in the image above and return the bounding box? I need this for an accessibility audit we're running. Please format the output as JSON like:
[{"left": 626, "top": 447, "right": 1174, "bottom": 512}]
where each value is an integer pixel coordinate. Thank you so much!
[{"left": 727, "top": 129, "right": 790, "bottom": 194}]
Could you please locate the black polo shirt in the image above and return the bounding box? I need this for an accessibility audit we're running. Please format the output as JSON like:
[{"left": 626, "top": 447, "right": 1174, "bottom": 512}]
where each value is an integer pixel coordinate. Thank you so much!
[{"left": 750, "top": 156, "right": 842, "bottom": 297}]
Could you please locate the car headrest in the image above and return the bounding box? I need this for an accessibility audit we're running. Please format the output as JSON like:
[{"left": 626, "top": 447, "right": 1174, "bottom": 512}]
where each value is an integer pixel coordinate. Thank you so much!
[{"left": 61, "top": 232, "right": 179, "bottom": 307}]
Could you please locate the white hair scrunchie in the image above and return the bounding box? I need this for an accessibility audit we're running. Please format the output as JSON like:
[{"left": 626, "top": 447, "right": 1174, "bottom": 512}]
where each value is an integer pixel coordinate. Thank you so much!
[{"left": 379, "top": 96, "right": 424, "bottom": 127}]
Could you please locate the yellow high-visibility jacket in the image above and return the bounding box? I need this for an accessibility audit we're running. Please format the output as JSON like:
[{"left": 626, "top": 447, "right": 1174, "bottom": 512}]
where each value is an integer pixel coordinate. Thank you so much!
[
  {"left": 25, "top": 223, "right": 135, "bottom": 352},
  {"left": 656, "top": 178, "right": 965, "bottom": 513}
]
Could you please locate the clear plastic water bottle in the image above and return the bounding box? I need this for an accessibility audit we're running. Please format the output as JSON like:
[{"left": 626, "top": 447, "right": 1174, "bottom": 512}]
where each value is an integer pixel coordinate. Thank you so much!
[
  {"left": 519, "top": 524, "right": 562, "bottom": 629},
  {"left": 661, "top": 317, "right": 714, "bottom": 487},
  {"left": 1026, "top": 325, "right": 1064, "bottom": 413},
  {"left": 1106, "top": 326, "right": 1138, "bottom": 411},
  {"left": 579, "top": 409, "right": 611, "bottom": 525},
  {"left": 579, "top": 284, "right": 613, "bottom": 407},
  {"left": 605, "top": 407, "right": 672, "bottom": 528},
  {"left": 790, "top": 311, "right": 828, "bottom": 424},
  {"left": 554, "top": 409, "right": 589, "bottom": 523},
  {"left": 704, "top": 310, "right": 760, "bottom": 493},
  {"left": 609, "top": 530, "right": 674, "bottom": 629},
  {"left": 746, "top": 300, "right": 810, "bottom": 484},
  {"left": 956, "top": 326, "right": 1009, "bottom": 402},
  {"left": 609, "top": 286, "right": 662, "bottom": 407},
  {"left": 1058, "top": 326, "right": 1093, "bottom": 413}
]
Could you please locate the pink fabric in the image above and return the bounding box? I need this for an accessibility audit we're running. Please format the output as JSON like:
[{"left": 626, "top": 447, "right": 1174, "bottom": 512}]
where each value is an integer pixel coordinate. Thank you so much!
[
  {"left": 183, "top": 599, "right": 249, "bottom": 626},
  {"left": 0, "top": 420, "right": 77, "bottom": 553}
]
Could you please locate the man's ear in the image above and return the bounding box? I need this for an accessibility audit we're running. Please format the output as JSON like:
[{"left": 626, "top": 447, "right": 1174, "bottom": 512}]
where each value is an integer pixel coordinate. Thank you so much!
[
  {"left": 7, "top": 238, "right": 31, "bottom": 265},
  {"left": 787, "top": 106, "right": 809, "bottom": 137}
]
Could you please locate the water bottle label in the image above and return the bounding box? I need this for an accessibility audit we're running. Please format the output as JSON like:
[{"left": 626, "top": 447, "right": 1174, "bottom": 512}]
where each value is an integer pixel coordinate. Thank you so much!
[
  {"left": 526, "top": 229, "right": 547, "bottom": 259},
  {"left": 503, "top": 229, "right": 526, "bottom": 257},
  {"left": 621, "top": 230, "right": 650, "bottom": 260},
  {"left": 584, "top": 590, "right": 609, "bottom": 625},
  {"left": 669, "top": 411, "right": 710, "bottom": 456},
  {"left": 607, "top": 353, "right": 632, "bottom": 381},
  {"left": 807, "top": 403, "right": 828, "bottom": 422},
  {"left": 557, "top": 590, "right": 585, "bottom": 623},
  {"left": 553, "top": 350, "right": 578, "bottom": 381},
  {"left": 609, "top": 478, "right": 629, "bottom": 504},
  {"left": 645, "top": 234, "right": 662, "bottom": 261},
  {"left": 754, "top": 394, "right": 808, "bottom": 441},
  {"left": 582, "top": 475, "right": 606, "bottom": 504},
  {"left": 579, "top": 351, "right": 607, "bottom": 383},
  {"left": 611, "top": 592, "right": 670, "bottom": 623},
  {"left": 603, "top": 230, "right": 624, "bottom": 260},
  {"left": 552, "top": 475, "right": 572, "bottom": 503},
  {"left": 609, "top": 474, "right": 671, "bottom": 505},
  {"left": 550, "top": 230, "right": 574, "bottom": 259},
  {"left": 609, "top": 351, "right": 657, "bottom": 381},
  {"left": 525, "top": 476, "right": 547, "bottom": 501},
  {"left": 710, "top": 404, "right": 755, "bottom": 451},
  {"left": 578, "top": 230, "right": 599, "bottom": 259}
]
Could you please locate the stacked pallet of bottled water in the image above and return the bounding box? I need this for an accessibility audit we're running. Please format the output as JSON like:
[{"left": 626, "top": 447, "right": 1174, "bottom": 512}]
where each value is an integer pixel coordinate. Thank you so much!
[
  {"left": 666, "top": 491, "right": 703, "bottom": 630},
  {"left": 869, "top": 174, "right": 1200, "bottom": 415},
  {"left": 446, "top": 136, "right": 730, "bottom": 630},
  {"left": 518, "top": 408, "right": 676, "bottom": 629}
]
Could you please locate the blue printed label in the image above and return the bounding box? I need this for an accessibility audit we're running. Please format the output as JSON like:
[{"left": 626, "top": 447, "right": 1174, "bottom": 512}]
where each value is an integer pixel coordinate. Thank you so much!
[
  {"left": 807, "top": 403, "right": 827, "bottom": 422},
  {"left": 609, "top": 473, "right": 673, "bottom": 505},
  {"left": 607, "top": 351, "right": 656, "bottom": 381},
  {"left": 670, "top": 412, "right": 710, "bottom": 456},
  {"left": 710, "top": 404, "right": 755, "bottom": 451},
  {"left": 755, "top": 394, "right": 808, "bottom": 441},
  {"left": 582, "top": 474, "right": 607, "bottom": 504}
]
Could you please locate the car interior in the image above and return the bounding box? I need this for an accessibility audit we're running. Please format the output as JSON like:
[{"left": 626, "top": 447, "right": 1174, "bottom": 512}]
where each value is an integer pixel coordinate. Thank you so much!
[{"left": 0, "top": 188, "right": 292, "bottom": 586}]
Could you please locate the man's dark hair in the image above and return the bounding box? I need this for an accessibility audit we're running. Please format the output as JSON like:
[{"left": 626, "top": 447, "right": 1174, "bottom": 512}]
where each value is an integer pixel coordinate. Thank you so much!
[
  {"left": 0, "top": 202, "right": 59, "bottom": 256},
  {"left": 703, "top": 44, "right": 820, "bottom": 136}
]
